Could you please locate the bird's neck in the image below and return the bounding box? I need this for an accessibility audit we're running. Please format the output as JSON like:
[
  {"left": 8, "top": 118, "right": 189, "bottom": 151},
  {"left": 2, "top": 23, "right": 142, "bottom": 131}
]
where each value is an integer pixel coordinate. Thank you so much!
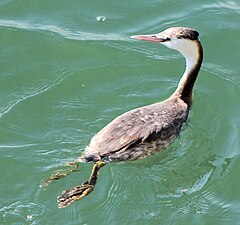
[{"left": 171, "top": 40, "right": 203, "bottom": 106}]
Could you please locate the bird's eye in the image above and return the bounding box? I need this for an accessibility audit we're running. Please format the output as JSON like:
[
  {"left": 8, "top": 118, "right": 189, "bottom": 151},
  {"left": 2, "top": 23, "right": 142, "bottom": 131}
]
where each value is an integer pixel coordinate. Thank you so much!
[{"left": 164, "top": 37, "right": 171, "bottom": 41}]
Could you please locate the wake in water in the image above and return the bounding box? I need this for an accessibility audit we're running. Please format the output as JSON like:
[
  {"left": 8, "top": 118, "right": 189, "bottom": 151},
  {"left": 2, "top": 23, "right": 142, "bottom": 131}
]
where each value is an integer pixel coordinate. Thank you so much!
[{"left": 0, "top": 19, "right": 128, "bottom": 41}]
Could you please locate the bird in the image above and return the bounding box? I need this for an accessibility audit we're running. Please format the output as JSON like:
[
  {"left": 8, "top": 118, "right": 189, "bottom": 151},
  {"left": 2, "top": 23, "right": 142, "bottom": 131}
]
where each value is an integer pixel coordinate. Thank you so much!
[{"left": 57, "top": 26, "right": 203, "bottom": 208}]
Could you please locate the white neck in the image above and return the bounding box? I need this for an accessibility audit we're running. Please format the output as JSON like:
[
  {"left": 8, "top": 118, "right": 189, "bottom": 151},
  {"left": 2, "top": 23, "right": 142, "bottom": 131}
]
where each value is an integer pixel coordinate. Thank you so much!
[{"left": 163, "top": 39, "right": 202, "bottom": 101}]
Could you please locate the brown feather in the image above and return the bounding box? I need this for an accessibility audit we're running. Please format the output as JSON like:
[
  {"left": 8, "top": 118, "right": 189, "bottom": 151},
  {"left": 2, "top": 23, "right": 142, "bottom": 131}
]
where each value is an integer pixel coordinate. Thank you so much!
[{"left": 80, "top": 97, "right": 189, "bottom": 162}]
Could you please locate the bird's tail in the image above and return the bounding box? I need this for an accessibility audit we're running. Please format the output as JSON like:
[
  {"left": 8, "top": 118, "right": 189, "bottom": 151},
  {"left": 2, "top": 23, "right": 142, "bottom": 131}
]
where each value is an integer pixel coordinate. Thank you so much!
[{"left": 57, "top": 161, "right": 105, "bottom": 208}]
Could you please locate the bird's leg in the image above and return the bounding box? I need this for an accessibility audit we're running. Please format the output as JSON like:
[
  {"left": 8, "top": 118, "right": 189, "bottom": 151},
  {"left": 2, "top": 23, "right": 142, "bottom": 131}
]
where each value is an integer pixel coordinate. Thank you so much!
[
  {"left": 57, "top": 161, "right": 106, "bottom": 208},
  {"left": 41, "top": 159, "right": 80, "bottom": 188}
]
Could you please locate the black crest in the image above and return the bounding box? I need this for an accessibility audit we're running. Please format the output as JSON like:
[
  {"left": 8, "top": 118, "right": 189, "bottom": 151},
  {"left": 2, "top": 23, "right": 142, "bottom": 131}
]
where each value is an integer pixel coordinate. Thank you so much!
[{"left": 175, "top": 27, "right": 199, "bottom": 40}]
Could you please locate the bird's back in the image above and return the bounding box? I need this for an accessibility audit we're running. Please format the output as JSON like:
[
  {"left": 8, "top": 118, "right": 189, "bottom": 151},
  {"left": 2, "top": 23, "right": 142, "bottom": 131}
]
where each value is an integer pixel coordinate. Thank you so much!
[{"left": 81, "top": 97, "right": 189, "bottom": 162}]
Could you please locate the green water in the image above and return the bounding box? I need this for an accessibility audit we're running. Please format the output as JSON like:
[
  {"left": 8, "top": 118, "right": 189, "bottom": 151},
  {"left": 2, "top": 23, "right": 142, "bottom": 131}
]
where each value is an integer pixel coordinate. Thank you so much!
[{"left": 0, "top": 0, "right": 240, "bottom": 224}]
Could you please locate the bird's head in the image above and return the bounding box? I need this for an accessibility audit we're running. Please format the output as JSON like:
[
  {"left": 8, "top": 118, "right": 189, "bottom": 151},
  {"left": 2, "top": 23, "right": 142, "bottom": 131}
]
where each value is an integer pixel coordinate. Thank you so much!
[{"left": 131, "top": 26, "right": 201, "bottom": 63}]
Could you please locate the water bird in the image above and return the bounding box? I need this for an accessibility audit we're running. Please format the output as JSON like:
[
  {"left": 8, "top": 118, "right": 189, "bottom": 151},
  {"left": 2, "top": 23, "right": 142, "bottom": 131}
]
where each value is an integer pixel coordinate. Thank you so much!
[{"left": 57, "top": 26, "right": 203, "bottom": 208}]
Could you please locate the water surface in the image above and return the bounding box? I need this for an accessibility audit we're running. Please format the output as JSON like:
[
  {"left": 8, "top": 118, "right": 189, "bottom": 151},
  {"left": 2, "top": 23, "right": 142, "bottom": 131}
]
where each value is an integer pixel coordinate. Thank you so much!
[{"left": 0, "top": 0, "right": 240, "bottom": 224}]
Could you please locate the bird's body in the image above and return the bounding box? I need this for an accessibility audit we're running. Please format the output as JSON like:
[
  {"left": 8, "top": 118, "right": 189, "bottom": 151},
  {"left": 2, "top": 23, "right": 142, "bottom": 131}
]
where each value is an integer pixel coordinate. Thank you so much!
[
  {"left": 57, "top": 26, "right": 203, "bottom": 208},
  {"left": 81, "top": 97, "right": 188, "bottom": 162}
]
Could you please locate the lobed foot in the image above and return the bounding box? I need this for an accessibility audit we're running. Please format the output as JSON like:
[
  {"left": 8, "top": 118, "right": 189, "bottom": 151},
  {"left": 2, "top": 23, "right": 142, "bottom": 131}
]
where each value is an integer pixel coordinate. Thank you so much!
[
  {"left": 57, "top": 161, "right": 106, "bottom": 208},
  {"left": 65, "top": 159, "right": 79, "bottom": 168},
  {"left": 41, "top": 160, "right": 79, "bottom": 188},
  {"left": 41, "top": 168, "right": 78, "bottom": 188},
  {"left": 57, "top": 181, "right": 94, "bottom": 208}
]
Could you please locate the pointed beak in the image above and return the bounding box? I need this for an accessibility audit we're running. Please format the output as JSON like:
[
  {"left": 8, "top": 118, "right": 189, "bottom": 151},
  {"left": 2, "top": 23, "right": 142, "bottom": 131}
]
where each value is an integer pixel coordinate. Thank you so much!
[{"left": 131, "top": 34, "right": 165, "bottom": 43}]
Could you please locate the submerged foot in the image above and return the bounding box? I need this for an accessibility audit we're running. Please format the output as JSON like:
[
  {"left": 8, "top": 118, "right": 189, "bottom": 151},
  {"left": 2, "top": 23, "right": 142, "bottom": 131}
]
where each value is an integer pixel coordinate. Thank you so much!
[
  {"left": 57, "top": 161, "right": 106, "bottom": 208},
  {"left": 57, "top": 180, "right": 94, "bottom": 208},
  {"left": 65, "top": 159, "right": 79, "bottom": 167},
  {"left": 41, "top": 160, "right": 79, "bottom": 188}
]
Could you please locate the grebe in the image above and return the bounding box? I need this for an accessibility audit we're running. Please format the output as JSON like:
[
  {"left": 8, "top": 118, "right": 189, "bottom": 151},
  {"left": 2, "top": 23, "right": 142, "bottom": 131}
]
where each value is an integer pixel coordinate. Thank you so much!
[{"left": 57, "top": 27, "right": 203, "bottom": 208}]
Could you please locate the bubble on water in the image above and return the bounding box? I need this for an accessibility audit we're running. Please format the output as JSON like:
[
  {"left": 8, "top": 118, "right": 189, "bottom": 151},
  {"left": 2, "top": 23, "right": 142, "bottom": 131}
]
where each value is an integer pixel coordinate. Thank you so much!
[
  {"left": 26, "top": 214, "right": 33, "bottom": 220},
  {"left": 96, "top": 16, "right": 106, "bottom": 22}
]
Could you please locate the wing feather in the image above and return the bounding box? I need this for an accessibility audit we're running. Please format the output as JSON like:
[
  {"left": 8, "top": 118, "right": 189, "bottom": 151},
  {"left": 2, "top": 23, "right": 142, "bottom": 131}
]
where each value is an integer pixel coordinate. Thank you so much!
[{"left": 83, "top": 98, "right": 188, "bottom": 160}]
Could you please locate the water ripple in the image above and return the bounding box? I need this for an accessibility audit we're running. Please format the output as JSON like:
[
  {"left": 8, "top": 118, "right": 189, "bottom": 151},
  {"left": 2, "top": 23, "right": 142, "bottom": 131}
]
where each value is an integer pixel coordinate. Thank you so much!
[
  {"left": 0, "top": 68, "right": 77, "bottom": 118},
  {"left": 201, "top": 1, "right": 240, "bottom": 13},
  {"left": 203, "top": 63, "right": 240, "bottom": 88},
  {"left": 0, "top": 201, "right": 45, "bottom": 225},
  {"left": 105, "top": 41, "right": 176, "bottom": 62},
  {"left": 0, "top": 143, "right": 37, "bottom": 149},
  {"left": 0, "top": 19, "right": 128, "bottom": 41}
]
